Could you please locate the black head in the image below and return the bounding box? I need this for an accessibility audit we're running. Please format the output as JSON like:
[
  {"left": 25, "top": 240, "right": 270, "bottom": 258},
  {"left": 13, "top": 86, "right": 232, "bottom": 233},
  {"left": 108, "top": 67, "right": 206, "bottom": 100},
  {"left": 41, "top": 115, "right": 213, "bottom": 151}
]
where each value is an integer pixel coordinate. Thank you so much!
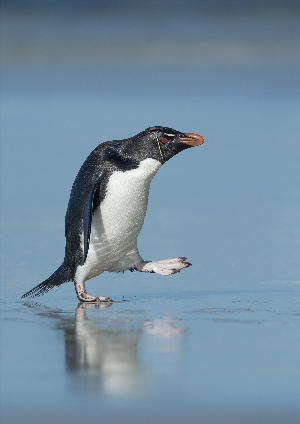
[{"left": 133, "top": 126, "right": 204, "bottom": 164}]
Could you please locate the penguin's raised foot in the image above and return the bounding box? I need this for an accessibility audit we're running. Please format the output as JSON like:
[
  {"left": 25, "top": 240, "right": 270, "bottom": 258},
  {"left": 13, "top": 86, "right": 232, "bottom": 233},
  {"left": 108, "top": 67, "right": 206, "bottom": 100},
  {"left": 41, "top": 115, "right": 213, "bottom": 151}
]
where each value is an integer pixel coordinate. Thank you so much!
[
  {"left": 74, "top": 282, "right": 113, "bottom": 303},
  {"left": 135, "top": 257, "right": 191, "bottom": 276}
]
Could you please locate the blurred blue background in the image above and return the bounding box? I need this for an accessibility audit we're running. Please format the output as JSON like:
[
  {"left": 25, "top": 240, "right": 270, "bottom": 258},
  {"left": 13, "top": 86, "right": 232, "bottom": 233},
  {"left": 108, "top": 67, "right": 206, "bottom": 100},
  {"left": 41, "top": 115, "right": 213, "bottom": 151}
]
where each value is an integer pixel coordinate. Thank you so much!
[{"left": 1, "top": 1, "right": 299, "bottom": 423}]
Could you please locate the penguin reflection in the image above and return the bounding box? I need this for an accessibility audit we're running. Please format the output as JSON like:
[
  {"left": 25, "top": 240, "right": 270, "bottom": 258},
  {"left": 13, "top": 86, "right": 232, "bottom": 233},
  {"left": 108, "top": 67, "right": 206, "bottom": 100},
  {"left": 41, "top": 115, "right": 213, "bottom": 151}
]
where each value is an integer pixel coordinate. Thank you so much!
[
  {"left": 65, "top": 303, "right": 143, "bottom": 395},
  {"left": 24, "top": 301, "right": 185, "bottom": 395}
]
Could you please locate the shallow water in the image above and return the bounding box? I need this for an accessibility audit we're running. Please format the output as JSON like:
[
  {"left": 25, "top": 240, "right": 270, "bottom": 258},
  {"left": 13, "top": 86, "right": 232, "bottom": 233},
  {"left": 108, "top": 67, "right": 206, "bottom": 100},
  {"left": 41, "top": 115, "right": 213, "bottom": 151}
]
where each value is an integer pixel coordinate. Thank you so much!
[
  {"left": 1, "top": 281, "right": 300, "bottom": 424},
  {"left": 1, "top": 4, "right": 300, "bottom": 424}
]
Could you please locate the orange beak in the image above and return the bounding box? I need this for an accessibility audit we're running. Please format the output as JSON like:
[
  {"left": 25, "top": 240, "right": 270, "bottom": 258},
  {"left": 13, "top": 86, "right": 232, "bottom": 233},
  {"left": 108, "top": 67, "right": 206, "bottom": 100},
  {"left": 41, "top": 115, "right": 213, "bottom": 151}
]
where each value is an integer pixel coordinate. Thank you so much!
[{"left": 180, "top": 133, "right": 204, "bottom": 146}]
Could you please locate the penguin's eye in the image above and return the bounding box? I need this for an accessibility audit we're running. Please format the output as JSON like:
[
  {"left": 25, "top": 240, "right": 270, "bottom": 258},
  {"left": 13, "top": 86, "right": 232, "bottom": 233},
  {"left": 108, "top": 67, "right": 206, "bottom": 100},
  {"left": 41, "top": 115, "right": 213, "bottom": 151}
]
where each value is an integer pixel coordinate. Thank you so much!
[{"left": 161, "top": 133, "right": 175, "bottom": 144}]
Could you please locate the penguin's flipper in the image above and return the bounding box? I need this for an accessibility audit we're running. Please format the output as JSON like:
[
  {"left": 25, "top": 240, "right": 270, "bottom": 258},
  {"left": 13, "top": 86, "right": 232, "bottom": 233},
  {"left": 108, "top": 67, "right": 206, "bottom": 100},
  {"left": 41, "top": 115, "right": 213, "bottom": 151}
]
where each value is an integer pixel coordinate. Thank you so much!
[{"left": 83, "top": 177, "right": 102, "bottom": 262}]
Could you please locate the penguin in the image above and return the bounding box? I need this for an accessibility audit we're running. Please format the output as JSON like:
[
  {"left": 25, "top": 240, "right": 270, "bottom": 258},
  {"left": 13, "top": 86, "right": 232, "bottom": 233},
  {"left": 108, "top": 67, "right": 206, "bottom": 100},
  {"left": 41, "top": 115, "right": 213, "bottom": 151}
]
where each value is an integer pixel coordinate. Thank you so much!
[{"left": 22, "top": 126, "right": 204, "bottom": 302}]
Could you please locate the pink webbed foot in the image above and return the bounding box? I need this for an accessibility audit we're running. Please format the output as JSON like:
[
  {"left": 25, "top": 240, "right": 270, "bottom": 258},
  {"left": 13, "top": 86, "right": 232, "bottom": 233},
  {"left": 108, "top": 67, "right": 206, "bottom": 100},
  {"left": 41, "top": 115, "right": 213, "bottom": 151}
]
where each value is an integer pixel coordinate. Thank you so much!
[{"left": 134, "top": 257, "right": 191, "bottom": 275}]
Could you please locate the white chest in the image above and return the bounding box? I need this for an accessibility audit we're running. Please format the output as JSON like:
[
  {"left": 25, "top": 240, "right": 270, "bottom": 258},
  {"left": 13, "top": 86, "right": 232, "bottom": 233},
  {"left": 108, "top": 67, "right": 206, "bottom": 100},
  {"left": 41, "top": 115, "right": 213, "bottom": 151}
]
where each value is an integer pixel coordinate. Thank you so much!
[
  {"left": 99, "top": 158, "right": 161, "bottom": 239},
  {"left": 78, "top": 158, "right": 161, "bottom": 279}
]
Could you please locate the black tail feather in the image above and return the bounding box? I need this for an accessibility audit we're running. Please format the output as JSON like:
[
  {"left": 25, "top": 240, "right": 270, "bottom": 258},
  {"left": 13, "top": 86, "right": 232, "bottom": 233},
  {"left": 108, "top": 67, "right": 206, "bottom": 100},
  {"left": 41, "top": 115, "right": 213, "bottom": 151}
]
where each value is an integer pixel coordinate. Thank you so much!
[{"left": 21, "top": 263, "right": 69, "bottom": 299}]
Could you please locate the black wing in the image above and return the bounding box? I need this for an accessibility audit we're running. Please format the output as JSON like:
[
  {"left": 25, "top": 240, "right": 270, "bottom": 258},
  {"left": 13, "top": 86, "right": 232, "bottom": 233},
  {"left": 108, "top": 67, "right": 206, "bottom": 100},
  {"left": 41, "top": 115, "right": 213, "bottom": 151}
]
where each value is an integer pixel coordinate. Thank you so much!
[
  {"left": 83, "top": 178, "right": 102, "bottom": 262},
  {"left": 64, "top": 161, "right": 107, "bottom": 272}
]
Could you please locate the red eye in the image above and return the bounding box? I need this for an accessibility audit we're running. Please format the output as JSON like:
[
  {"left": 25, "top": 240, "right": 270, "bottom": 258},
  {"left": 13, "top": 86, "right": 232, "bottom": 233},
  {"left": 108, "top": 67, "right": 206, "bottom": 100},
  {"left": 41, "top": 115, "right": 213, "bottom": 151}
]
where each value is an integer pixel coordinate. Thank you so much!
[{"left": 161, "top": 137, "right": 168, "bottom": 144}]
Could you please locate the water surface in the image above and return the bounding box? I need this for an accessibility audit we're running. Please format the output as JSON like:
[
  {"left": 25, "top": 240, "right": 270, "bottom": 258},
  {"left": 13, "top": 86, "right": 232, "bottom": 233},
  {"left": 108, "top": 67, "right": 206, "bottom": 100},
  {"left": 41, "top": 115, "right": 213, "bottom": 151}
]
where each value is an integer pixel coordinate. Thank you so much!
[{"left": 1, "top": 4, "right": 300, "bottom": 424}]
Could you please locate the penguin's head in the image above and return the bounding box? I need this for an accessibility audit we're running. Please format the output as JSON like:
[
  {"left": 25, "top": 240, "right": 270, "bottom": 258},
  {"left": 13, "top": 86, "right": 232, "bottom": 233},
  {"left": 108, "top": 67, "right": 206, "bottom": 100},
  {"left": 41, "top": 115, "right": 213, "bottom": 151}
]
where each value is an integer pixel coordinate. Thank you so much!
[{"left": 136, "top": 126, "right": 204, "bottom": 164}]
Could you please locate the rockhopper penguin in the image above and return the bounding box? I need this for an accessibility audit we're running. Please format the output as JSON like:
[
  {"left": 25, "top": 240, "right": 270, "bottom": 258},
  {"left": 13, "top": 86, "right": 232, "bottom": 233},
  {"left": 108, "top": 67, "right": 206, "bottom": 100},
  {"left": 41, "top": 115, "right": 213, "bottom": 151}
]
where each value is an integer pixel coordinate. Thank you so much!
[{"left": 22, "top": 126, "right": 204, "bottom": 302}]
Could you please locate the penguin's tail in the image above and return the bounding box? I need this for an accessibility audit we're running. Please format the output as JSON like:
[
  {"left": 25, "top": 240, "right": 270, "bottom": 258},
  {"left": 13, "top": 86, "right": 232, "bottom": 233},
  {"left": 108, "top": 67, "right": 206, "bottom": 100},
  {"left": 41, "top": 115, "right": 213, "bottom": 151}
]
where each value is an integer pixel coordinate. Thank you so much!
[{"left": 21, "top": 263, "right": 70, "bottom": 299}]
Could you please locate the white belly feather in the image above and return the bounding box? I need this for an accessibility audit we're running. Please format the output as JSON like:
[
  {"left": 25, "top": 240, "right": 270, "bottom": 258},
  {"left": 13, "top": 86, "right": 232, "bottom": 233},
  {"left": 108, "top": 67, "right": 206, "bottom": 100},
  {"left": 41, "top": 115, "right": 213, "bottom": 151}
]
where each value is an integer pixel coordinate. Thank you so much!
[{"left": 75, "top": 158, "right": 161, "bottom": 282}]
